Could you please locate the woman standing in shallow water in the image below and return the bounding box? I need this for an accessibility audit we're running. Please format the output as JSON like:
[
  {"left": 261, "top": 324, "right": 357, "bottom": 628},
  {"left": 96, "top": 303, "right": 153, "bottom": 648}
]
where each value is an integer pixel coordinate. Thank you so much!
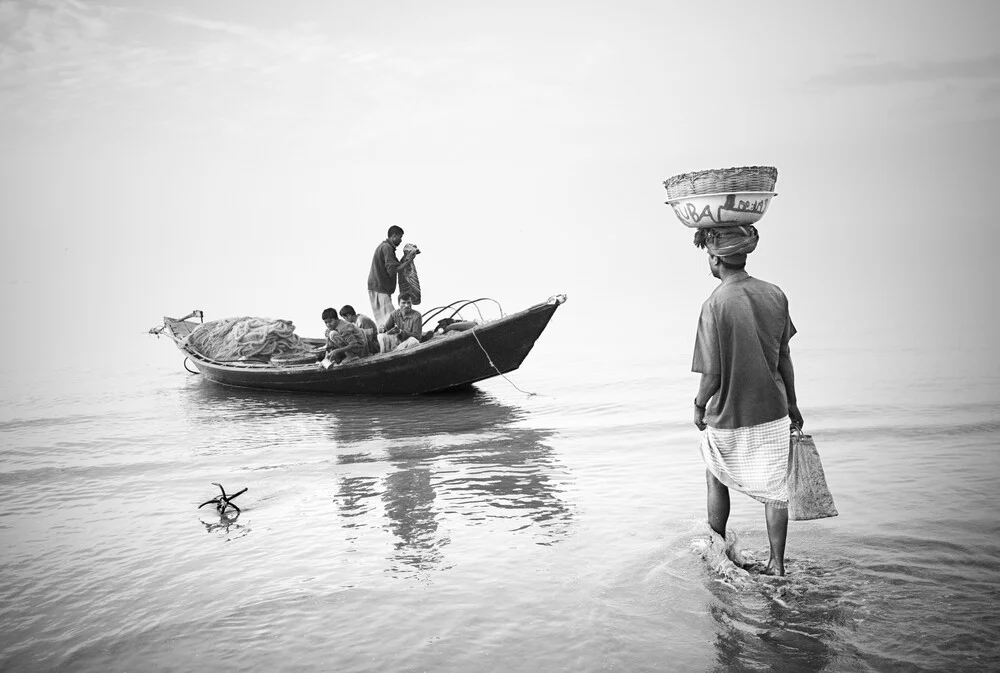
[{"left": 690, "top": 225, "right": 803, "bottom": 576}]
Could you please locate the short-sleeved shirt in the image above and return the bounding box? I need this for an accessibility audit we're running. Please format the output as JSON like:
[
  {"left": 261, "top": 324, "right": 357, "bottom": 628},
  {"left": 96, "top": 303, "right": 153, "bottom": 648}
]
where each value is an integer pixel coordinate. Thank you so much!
[
  {"left": 354, "top": 314, "right": 379, "bottom": 354},
  {"left": 692, "top": 271, "right": 796, "bottom": 429},
  {"left": 368, "top": 240, "right": 401, "bottom": 294},
  {"left": 327, "top": 321, "right": 369, "bottom": 356}
]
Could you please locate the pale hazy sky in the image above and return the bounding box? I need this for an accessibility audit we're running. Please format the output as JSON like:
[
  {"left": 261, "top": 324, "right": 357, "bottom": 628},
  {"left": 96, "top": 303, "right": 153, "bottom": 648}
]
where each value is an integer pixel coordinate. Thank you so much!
[{"left": 1, "top": 0, "right": 998, "bottom": 362}]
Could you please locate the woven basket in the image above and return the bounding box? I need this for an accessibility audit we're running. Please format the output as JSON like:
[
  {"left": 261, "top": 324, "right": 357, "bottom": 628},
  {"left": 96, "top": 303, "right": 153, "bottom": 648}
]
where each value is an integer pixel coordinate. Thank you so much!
[{"left": 663, "top": 166, "right": 778, "bottom": 200}]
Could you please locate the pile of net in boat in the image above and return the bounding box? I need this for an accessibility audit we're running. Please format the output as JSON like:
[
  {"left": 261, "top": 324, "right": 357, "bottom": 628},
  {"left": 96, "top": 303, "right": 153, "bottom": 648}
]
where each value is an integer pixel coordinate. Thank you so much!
[{"left": 186, "top": 317, "right": 314, "bottom": 361}]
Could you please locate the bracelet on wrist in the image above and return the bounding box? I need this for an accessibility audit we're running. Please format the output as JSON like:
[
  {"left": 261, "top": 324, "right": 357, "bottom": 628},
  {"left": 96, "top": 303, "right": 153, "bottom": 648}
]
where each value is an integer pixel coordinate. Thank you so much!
[{"left": 694, "top": 398, "right": 706, "bottom": 410}]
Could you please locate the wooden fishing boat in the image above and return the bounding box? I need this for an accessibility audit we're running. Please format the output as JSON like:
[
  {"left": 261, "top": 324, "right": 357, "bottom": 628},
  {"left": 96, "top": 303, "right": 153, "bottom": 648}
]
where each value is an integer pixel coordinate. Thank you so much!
[{"left": 150, "top": 295, "right": 566, "bottom": 395}]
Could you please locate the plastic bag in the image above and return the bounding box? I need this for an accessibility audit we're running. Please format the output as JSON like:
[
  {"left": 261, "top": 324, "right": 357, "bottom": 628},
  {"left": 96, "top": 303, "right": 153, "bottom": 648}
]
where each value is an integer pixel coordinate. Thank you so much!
[
  {"left": 398, "top": 243, "right": 422, "bottom": 305},
  {"left": 786, "top": 429, "right": 838, "bottom": 521}
]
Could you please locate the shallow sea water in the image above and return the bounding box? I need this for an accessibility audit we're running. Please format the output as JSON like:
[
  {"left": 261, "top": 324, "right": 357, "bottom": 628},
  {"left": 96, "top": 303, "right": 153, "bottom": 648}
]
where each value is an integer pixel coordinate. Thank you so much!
[{"left": 1, "top": 333, "right": 999, "bottom": 672}]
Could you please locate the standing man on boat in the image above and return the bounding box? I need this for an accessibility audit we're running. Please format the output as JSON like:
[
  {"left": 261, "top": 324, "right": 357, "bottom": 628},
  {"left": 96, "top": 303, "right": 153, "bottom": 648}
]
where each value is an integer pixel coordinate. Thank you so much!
[
  {"left": 691, "top": 225, "right": 803, "bottom": 576},
  {"left": 368, "top": 225, "right": 419, "bottom": 326}
]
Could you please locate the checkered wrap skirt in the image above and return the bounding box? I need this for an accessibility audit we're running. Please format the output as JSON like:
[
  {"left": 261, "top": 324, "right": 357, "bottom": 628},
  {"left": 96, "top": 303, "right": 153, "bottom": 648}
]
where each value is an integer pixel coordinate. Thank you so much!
[{"left": 699, "top": 416, "right": 790, "bottom": 507}]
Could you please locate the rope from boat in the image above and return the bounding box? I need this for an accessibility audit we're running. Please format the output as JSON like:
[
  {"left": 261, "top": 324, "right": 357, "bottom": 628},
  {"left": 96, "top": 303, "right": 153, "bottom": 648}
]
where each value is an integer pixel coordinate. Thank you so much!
[
  {"left": 471, "top": 330, "right": 536, "bottom": 397},
  {"left": 183, "top": 357, "right": 200, "bottom": 375}
]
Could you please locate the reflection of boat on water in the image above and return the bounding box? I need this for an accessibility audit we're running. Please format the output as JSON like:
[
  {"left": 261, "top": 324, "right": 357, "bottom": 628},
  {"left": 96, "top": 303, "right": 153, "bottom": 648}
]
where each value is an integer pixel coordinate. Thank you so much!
[
  {"left": 182, "top": 385, "right": 575, "bottom": 572},
  {"left": 152, "top": 296, "right": 566, "bottom": 395},
  {"left": 185, "top": 383, "right": 530, "bottom": 442}
]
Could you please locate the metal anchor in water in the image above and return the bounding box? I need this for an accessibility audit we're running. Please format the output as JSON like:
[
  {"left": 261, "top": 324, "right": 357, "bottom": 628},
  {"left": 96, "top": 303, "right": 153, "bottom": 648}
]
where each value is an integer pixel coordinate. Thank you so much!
[{"left": 198, "top": 482, "right": 247, "bottom": 515}]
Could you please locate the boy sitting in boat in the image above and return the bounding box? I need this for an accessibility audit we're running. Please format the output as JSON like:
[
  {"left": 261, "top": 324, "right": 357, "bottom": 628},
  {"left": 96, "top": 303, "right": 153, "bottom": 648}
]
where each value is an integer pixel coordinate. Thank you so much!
[
  {"left": 378, "top": 293, "right": 423, "bottom": 352},
  {"left": 321, "top": 307, "right": 370, "bottom": 365},
  {"left": 339, "top": 304, "right": 380, "bottom": 355}
]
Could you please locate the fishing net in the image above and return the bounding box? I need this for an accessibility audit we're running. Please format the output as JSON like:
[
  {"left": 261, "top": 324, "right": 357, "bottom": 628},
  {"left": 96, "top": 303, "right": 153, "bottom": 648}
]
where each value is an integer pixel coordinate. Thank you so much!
[{"left": 186, "top": 317, "right": 314, "bottom": 361}]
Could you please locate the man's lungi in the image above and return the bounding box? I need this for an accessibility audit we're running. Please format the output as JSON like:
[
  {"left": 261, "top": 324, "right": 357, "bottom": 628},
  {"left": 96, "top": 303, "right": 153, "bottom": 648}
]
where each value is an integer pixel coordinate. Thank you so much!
[
  {"left": 700, "top": 416, "right": 790, "bottom": 507},
  {"left": 369, "top": 290, "right": 395, "bottom": 327}
]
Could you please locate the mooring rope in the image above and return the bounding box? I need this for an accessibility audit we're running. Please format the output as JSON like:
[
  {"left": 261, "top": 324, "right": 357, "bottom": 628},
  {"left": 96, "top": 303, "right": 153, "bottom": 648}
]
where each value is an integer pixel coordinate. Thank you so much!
[{"left": 471, "top": 330, "right": 536, "bottom": 397}]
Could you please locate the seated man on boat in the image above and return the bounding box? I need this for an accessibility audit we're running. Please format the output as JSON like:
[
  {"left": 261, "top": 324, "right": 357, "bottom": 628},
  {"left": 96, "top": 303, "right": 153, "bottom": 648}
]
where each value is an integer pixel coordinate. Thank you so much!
[
  {"left": 378, "top": 293, "right": 423, "bottom": 352},
  {"left": 321, "top": 307, "right": 370, "bottom": 365},
  {"left": 339, "top": 304, "right": 380, "bottom": 355}
]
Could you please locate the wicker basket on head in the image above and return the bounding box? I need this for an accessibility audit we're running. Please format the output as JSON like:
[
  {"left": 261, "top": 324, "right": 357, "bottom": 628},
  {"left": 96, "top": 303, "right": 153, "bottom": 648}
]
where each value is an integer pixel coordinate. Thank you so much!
[{"left": 663, "top": 166, "right": 778, "bottom": 200}]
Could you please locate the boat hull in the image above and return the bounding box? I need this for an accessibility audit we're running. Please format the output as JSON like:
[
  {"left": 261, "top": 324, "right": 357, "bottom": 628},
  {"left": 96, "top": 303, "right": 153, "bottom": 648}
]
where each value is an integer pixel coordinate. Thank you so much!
[{"left": 161, "top": 299, "right": 562, "bottom": 395}]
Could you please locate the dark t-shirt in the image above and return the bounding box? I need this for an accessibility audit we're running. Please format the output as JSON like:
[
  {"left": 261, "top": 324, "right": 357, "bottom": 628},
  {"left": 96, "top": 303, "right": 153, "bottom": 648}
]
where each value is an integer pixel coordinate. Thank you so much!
[
  {"left": 692, "top": 271, "right": 796, "bottom": 429},
  {"left": 367, "top": 240, "right": 400, "bottom": 294}
]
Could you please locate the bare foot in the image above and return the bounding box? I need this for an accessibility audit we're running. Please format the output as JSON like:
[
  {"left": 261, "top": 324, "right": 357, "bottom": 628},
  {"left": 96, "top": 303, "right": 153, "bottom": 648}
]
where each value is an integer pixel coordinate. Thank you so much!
[{"left": 762, "top": 561, "right": 785, "bottom": 577}]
